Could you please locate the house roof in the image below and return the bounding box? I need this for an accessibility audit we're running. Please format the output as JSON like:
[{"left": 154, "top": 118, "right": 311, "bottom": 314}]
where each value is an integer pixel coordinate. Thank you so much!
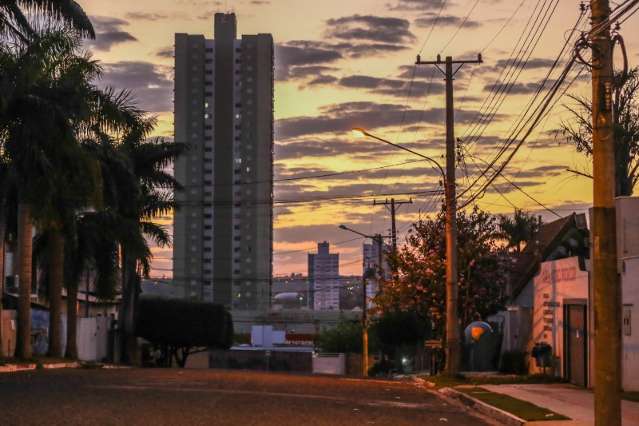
[{"left": 510, "top": 213, "right": 588, "bottom": 299}]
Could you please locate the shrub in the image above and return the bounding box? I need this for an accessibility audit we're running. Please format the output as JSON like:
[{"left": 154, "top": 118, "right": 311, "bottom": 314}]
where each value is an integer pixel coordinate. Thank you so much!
[
  {"left": 499, "top": 350, "right": 528, "bottom": 374},
  {"left": 136, "top": 297, "right": 233, "bottom": 348}
]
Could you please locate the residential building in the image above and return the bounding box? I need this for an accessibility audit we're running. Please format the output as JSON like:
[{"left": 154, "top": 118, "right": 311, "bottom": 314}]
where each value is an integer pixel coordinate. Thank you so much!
[
  {"left": 308, "top": 242, "right": 340, "bottom": 311},
  {"left": 172, "top": 13, "right": 274, "bottom": 311},
  {"left": 493, "top": 200, "right": 639, "bottom": 391}
]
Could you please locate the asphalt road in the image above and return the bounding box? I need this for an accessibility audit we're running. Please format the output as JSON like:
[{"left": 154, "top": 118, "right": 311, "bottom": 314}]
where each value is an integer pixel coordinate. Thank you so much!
[{"left": 0, "top": 368, "right": 488, "bottom": 425}]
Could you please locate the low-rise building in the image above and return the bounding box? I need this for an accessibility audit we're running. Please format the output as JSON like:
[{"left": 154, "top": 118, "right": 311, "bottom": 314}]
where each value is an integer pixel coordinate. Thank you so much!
[{"left": 495, "top": 197, "right": 639, "bottom": 391}]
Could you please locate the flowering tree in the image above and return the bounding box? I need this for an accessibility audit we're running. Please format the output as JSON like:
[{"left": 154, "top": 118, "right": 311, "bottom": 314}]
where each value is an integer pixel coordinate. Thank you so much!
[{"left": 373, "top": 207, "right": 507, "bottom": 339}]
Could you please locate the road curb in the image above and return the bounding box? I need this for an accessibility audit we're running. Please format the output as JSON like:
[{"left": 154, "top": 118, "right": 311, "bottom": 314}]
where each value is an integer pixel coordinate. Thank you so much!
[
  {"left": 439, "top": 387, "right": 526, "bottom": 426},
  {"left": 0, "top": 361, "right": 113, "bottom": 373}
]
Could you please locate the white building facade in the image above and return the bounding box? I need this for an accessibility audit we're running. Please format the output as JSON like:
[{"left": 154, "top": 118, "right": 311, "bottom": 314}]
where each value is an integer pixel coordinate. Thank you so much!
[{"left": 309, "top": 242, "right": 340, "bottom": 311}]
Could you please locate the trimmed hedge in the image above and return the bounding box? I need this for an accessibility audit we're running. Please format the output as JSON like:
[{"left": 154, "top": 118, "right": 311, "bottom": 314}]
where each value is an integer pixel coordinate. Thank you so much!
[{"left": 135, "top": 297, "right": 233, "bottom": 349}]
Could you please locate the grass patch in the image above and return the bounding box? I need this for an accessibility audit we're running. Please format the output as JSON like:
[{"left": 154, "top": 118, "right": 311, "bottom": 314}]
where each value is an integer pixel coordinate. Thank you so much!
[
  {"left": 459, "top": 387, "right": 570, "bottom": 422},
  {"left": 422, "top": 373, "right": 564, "bottom": 389},
  {"left": 623, "top": 392, "right": 639, "bottom": 402}
]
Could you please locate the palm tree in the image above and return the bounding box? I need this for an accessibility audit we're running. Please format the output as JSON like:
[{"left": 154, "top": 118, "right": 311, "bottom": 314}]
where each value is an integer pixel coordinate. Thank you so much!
[
  {"left": 561, "top": 68, "right": 639, "bottom": 196},
  {"left": 115, "top": 122, "right": 185, "bottom": 362},
  {"left": 0, "top": 30, "right": 100, "bottom": 358},
  {"left": 0, "top": 0, "right": 94, "bottom": 41},
  {"left": 0, "top": 156, "right": 11, "bottom": 358},
  {"left": 498, "top": 210, "right": 543, "bottom": 254}
]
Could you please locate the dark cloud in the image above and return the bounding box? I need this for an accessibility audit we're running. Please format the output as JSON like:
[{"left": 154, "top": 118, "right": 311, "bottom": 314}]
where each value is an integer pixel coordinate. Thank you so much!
[
  {"left": 275, "top": 41, "right": 342, "bottom": 81},
  {"left": 275, "top": 181, "right": 440, "bottom": 205},
  {"left": 125, "top": 12, "right": 185, "bottom": 20},
  {"left": 326, "top": 15, "right": 415, "bottom": 44},
  {"left": 155, "top": 46, "right": 174, "bottom": 58},
  {"left": 511, "top": 165, "right": 566, "bottom": 179},
  {"left": 307, "top": 75, "right": 339, "bottom": 86},
  {"left": 387, "top": 0, "right": 448, "bottom": 11},
  {"left": 414, "top": 14, "right": 481, "bottom": 29},
  {"left": 87, "top": 16, "right": 137, "bottom": 52},
  {"left": 276, "top": 101, "right": 500, "bottom": 140},
  {"left": 337, "top": 74, "right": 444, "bottom": 97},
  {"left": 289, "top": 65, "right": 338, "bottom": 79},
  {"left": 97, "top": 61, "right": 173, "bottom": 113},
  {"left": 489, "top": 180, "right": 544, "bottom": 194},
  {"left": 483, "top": 81, "right": 556, "bottom": 95},
  {"left": 494, "top": 58, "right": 561, "bottom": 70}
]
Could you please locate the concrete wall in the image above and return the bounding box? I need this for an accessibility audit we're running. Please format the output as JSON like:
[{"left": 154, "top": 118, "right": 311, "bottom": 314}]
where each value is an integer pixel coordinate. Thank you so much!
[
  {"left": 1, "top": 310, "right": 16, "bottom": 356},
  {"left": 622, "top": 256, "right": 639, "bottom": 391},
  {"left": 530, "top": 256, "right": 589, "bottom": 377},
  {"left": 312, "top": 353, "right": 345, "bottom": 375},
  {"left": 210, "top": 349, "right": 313, "bottom": 372}
]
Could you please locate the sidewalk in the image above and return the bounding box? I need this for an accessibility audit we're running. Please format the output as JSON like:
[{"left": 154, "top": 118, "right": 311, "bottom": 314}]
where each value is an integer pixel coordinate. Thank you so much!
[{"left": 482, "top": 384, "right": 639, "bottom": 425}]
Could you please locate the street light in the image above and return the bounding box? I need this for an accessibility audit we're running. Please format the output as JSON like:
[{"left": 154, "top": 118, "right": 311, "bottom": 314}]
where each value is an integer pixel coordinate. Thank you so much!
[
  {"left": 352, "top": 127, "right": 446, "bottom": 180},
  {"left": 352, "top": 128, "right": 459, "bottom": 374},
  {"left": 338, "top": 224, "right": 389, "bottom": 377}
]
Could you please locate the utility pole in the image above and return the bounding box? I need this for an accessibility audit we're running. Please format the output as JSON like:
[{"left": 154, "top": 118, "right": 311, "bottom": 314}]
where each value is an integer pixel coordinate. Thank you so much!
[
  {"left": 591, "top": 0, "right": 621, "bottom": 424},
  {"left": 373, "top": 198, "right": 412, "bottom": 254},
  {"left": 416, "top": 54, "right": 482, "bottom": 375},
  {"left": 361, "top": 270, "right": 368, "bottom": 377},
  {"left": 339, "top": 225, "right": 391, "bottom": 377}
]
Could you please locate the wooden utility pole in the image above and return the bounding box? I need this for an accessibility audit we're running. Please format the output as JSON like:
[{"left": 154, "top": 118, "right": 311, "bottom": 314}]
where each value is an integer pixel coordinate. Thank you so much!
[
  {"left": 373, "top": 198, "right": 412, "bottom": 254},
  {"left": 361, "top": 270, "right": 368, "bottom": 377},
  {"left": 591, "top": 0, "right": 621, "bottom": 424},
  {"left": 416, "top": 54, "right": 482, "bottom": 374}
]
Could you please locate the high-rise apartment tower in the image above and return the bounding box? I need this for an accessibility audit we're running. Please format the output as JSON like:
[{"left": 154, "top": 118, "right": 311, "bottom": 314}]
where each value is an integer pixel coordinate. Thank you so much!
[
  {"left": 173, "top": 13, "right": 273, "bottom": 311},
  {"left": 308, "top": 242, "right": 340, "bottom": 311}
]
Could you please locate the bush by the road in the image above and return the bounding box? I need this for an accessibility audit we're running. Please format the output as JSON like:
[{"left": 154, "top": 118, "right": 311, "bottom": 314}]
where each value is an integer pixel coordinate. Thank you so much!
[{"left": 136, "top": 297, "right": 233, "bottom": 366}]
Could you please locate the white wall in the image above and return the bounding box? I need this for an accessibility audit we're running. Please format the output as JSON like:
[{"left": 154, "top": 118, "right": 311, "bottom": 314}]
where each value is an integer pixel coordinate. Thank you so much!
[
  {"left": 312, "top": 353, "right": 345, "bottom": 375},
  {"left": 531, "top": 256, "right": 589, "bottom": 377},
  {"left": 622, "top": 257, "right": 639, "bottom": 391}
]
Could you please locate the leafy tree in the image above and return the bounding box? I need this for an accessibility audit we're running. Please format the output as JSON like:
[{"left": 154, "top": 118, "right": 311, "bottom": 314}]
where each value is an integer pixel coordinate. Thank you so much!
[
  {"left": 498, "top": 209, "right": 542, "bottom": 254},
  {"left": 374, "top": 207, "right": 507, "bottom": 340},
  {"left": 136, "top": 297, "right": 233, "bottom": 367},
  {"left": 561, "top": 67, "right": 639, "bottom": 196},
  {"left": 316, "top": 320, "right": 364, "bottom": 354},
  {"left": 371, "top": 310, "right": 431, "bottom": 356}
]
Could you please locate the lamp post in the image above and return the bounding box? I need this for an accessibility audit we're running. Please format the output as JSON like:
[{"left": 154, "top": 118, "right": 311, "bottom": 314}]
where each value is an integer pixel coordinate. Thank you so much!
[
  {"left": 352, "top": 128, "right": 462, "bottom": 373},
  {"left": 338, "top": 224, "right": 389, "bottom": 377}
]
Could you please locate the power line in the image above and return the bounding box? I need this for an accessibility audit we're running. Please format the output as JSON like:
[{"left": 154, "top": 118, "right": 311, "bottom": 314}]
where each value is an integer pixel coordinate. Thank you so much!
[{"left": 438, "top": 0, "right": 481, "bottom": 53}]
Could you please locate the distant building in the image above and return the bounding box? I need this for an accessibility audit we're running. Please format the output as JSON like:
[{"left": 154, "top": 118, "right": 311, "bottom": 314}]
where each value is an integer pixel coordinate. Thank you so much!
[
  {"left": 172, "top": 13, "right": 274, "bottom": 311},
  {"left": 272, "top": 274, "right": 310, "bottom": 310},
  {"left": 141, "top": 278, "right": 185, "bottom": 299},
  {"left": 308, "top": 242, "right": 340, "bottom": 311}
]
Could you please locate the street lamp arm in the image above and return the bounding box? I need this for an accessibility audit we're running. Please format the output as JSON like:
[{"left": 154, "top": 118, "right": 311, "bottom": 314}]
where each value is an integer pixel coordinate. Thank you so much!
[
  {"left": 338, "top": 224, "right": 371, "bottom": 239},
  {"left": 354, "top": 128, "right": 446, "bottom": 179}
]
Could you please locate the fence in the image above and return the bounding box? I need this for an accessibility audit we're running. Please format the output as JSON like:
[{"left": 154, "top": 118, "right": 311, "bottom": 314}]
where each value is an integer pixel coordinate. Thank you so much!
[{"left": 0, "top": 309, "right": 112, "bottom": 362}]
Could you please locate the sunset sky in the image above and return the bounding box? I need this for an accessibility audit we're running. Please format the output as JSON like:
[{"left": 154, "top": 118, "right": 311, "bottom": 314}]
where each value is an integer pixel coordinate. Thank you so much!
[{"left": 80, "top": 0, "right": 639, "bottom": 277}]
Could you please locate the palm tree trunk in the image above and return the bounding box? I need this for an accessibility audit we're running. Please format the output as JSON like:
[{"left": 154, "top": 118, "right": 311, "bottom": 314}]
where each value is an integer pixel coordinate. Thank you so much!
[
  {"left": 48, "top": 230, "right": 64, "bottom": 357},
  {"left": 65, "top": 281, "right": 78, "bottom": 359},
  {"left": 120, "top": 248, "right": 138, "bottom": 363},
  {"left": 16, "top": 202, "right": 32, "bottom": 359},
  {"left": 0, "top": 214, "right": 6, "bottom": 358}
]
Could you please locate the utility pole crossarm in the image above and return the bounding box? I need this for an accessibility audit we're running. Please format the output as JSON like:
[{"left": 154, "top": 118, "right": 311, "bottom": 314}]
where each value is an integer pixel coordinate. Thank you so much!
[{"left": 373, "top": 198, "right": 412, "bottom": 255}]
